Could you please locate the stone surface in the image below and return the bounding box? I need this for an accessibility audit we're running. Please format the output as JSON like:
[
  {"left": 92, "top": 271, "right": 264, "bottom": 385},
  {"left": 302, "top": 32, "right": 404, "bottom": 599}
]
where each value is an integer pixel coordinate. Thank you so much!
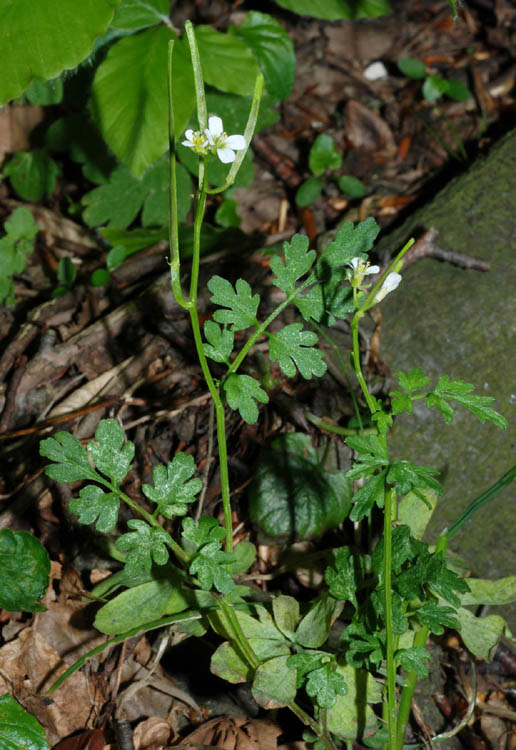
[{"left": 375, "top": 129, "right": 516, "bottom": 627}]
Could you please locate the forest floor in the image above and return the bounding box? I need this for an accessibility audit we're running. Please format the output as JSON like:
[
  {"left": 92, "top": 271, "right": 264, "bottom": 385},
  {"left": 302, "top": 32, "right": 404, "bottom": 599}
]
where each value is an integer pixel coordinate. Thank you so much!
[{"left": 1, "top": 0, "right": 516, "bottom": 748}]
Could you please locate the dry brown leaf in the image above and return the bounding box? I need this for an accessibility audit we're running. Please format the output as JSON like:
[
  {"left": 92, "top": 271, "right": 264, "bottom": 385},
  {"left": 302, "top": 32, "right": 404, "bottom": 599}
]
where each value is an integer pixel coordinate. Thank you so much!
[
  {"left": 178, "top": 716, "right": 281, "bottom": 750},
  {"left": 134, "top": 717, "right": 172, "bottom": 750},
  {"left": 0, "top": 104, "right": 44, "bottom": 161},
  {"left": 344, "top": 100, "right": 396, "bottom": 157},
  {"left": 52, "top": 728, "right": 108, "bottom": 750}
]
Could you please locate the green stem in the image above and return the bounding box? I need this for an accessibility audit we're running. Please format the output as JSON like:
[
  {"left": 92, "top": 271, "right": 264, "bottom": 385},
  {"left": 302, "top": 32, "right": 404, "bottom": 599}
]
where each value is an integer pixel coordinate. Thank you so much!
[
  {"left": 350, "top": 315, "right": 377, "bottom": 415},
  {"left": 396, "top": 626, "right": 428, "bottom": 749},
  {"left": 444, "top": 461, "right": 516, "bottom": 541},
  {"left": 384, "top": 486, "right": 397, "bottom": 750},
  {"left": 226, "top": 273, "right": 316, "bottom": 378},
  {"left": 185, "top": 21, "right": 207, "bottom": 131},
  {"left": 220, "top": 597, "right": 260, "bottom": 668},
  {"left": 305, "top": 412, "right": 376, "bottom": 437}
]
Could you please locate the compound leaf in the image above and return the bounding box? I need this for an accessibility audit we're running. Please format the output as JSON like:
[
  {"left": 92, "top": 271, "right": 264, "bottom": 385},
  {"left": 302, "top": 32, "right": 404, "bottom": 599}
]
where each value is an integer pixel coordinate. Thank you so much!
[
  {"left": 87, "top": 419, "right": 135, "bottom": 485},
  {"left": 142, "top": 453, "right": 202, "bottom": 517},
  {"left": 189, "top": 542, "right": 235, "bottom": 594},
  {"left": 416, "top": 602, "right": 459, "bottom": 634},
  {"left": 182, "top": 516, "right": 226, "bottom": 552},
  {"left": 69, "top": 485, "right": 120, "bottom": 532},
  {"left": 0, "top": 530, "right": 50, "bottom": 613},
  {"left": 223, "top": 374, "right": 269, "bottom": 424},
  {"left": 396, "top": 646, "right": 430, "bottom": 677},
  {"left": 269, "top": 323, "right": 326, "bottom": 379},
  {"left": 317, "top": 218, "right": 380, "bottom": 274},
  {"left": 208, "top": 275, "right": 260, "bottom": 330},
  {"left": 349, "top": 469, "right": 387, "bottom": 522},
  {"left": 40, "top": 431, "right": 99, "bottom": 483},
  {"left": 116, "top": 519, "right": 170, "bottom": 575},
  {"left": 270, "top": 234, "right": 316, "bottom": 295},
  {"left": 203, "top": 320, "right": 235, "bottom": 364},
  {"left": 306, "top": 664, "right": 347, "bottom": 708},
  {"left": 429, "top": 375, "right": 507, "bottom": 428},
  {"left": 386, "top": 460, "right": 442, "bottom": 497}
]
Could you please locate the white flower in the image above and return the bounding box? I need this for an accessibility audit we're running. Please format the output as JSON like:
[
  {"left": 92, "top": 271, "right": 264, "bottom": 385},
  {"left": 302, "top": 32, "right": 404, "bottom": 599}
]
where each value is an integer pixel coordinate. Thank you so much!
[
  {"left": 182, "top": 129, "right": 209, "bottom": 156},
  {"left": 204, "top": 116, "right": 246, "bottom": 164},
  {"left": 363, "top": 61, "right": 388, "bottom": 81},
  {"left": 347, "top": 256, "right": 380, "bottom": 287},
  {"left": 375, "top": 272, "right": 402, "bottom": 302}
]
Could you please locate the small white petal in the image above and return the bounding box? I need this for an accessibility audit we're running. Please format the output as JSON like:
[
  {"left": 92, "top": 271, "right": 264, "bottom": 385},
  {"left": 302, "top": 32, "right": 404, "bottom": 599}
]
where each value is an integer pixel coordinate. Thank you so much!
[
  {"left": 217, "top": 147, "right": 236, "bottom": 163},
  {"left": 363, "top": 61, "right": 388, "bottom": 81},
  {"left": 365, "top": 264, "right": 380, "bottom": 275},
  {"left": 383, "top": 272, "right": 402, "bottom": 291},
  {"left": 208, "top": 115, "right": 223, "bottom": 137},
  {"left": 350, "top": 257, "right": 361, "bottom": 270},
  {"left": 225, "top": 134, "right": 246, "bottom": 150},
  {"left": 204, "top": 128, "right": 215, "bottom": 145},
  {"left": 182, "top": 140, "right": 194, "bottom": 148},
  {"left": 184, "top": 129, "right": 195, "bottom": 140}
]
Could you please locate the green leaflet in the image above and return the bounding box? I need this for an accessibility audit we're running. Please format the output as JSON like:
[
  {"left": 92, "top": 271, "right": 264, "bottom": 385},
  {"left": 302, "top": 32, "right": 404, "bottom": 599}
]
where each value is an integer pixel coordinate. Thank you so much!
[
  {"left": 223, "top": 374, "right": 269, "bottom": 425},
  {"left": 268, "top": 323, "right": 327, "bottom": 379},
  {"left": 142, "top": 453, "right": 202, "bottom": 517},
  {"left": 0, "top": 694, "right": 49, "bottom": 750}
]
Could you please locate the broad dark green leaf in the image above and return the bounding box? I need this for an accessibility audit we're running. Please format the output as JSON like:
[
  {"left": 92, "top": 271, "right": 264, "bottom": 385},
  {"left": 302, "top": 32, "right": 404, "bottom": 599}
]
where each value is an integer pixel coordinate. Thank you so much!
[
  {"left": 272, "top": 595, "right": 300, "bottom": 639},
  {"left": 0, "top": 530, "right": 50, "bottom": 613},
  {"left": 252, "top": 655, "right": 297, "bottom": 708},
  {"left": 25, "top": 76, "right": 63, "bottom": 105},
  {"left": 4, "top": 151, "right": 59, "bottom": 201},
  {"left": 229, "top": 11, "right": 295, "bottom": 100},
  {"left": 82, "top": 166, "right": 147, "bottom": 228},
  {"left": 215, "top": 200, "right": 242, "bottom": 228},
  {"left": 195, "top": 25, "right": 260, "bottom": 96},
  {"left": 326, "top": 665, "right": 382, "bottom": 740},
  {"left": 0, "top": 0, "right": 118, "bottom": 105},
  {"left": 446, "top": 79, "right": 472, "bottom": 102},
  {"left": 0, "top": 694, "right": 49, "bottom": 750},
  {"left": 249, "top": 433, "right": 351, "bottom": 541},
  {"left": 295, "top": 594, "right": 344, "bottom": 648},
  {"left": 142, "top": 155, "right": 192, "bottom": 227}
]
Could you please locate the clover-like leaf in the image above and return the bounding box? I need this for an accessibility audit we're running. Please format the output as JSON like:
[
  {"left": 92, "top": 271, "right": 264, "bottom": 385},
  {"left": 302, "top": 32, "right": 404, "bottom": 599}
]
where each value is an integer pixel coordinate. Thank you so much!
[
  {"left": 190, "top": 542, "right": 236, "bottom": 594},
  {"left": 142, "top": 453, "right": 202, "bottom": 518},
  {"left": 325, "top": 547, "right": 362, "bottom": 608},
  {"left": 396, "top": 646, "right": 431, "bottom": 678},
  {"left": 116, "top": 520, "right": 170, "bottom": 576},
  {"left": 306, "top": 664, "right": 347, "bottom": 708},
  {"left": 208, "top": 275, "right": 260, "bottom": 330},
  {"left": 269, "top": 323, "right": 327, "bottom": 379},
  {"left": 316, "top": 218, "right": 380, "bottom": 274},
  {"left": 87, "top": 419, "right": 135, "bottom": 485},
  {"left": 203, "top": 320, "right": 235, "bottom": 364},
  {"left": 223, "top": 374, "right": 269, "bottom": 424},
  {"left": 182, "top": 516, "right": 226, "bottom": 552},
  {"left": 428, "top": 375, "right": 507, "bottom": 428},
  {"left": 270, "top": 234, "right": 316, "bottom": 295},
  {"left": 387, "top": 460, "right": 442, "bottom": 498},
  {"left": 40, "top": 431, "right": 100, "bottom": 483},
  {"left": 69, "top": 485, "right": 120, "bottom": 532}
]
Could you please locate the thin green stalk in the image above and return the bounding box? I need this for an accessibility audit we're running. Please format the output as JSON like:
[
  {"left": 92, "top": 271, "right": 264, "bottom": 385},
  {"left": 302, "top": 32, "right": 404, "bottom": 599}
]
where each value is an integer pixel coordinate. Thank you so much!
[
  {"left": 305, "top": 412, "right": 376, "bottom": 437},
  {"left": 185, "top": 21, "right": 206, "bottom": 131},
  {"left": 383, "top": 487, "right": 397, "bottom": 750},
  {"left": 350, "top": 316, "right": 377, "bottom": 415},
  {"left": 396, "top": 626, "right": 428, "bottom": 749},
  {"left": 220, "top": 597, "right": 260, "bottom": 668},
  {"left": 444, "top": 461, "right": 516, "bottom": 541},
  {"left": 287, "top": 701, "right": 336, "bottom": 750},
  {"left": 167, "top": 39, "right": 189, "bottom": 309}
]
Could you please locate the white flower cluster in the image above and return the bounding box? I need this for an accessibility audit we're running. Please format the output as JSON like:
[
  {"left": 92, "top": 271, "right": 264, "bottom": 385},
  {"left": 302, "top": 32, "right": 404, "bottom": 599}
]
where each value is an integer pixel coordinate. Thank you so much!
[
  {"left": 182, "top": 116, "right": 246, "bottom": 164},
  {"left": 347, "top": 257, "right": 402, "bottom": 303}
]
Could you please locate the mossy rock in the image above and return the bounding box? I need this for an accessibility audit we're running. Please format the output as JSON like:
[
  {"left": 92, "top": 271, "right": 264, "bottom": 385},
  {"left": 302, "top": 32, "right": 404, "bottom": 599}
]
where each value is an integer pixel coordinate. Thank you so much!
[{"left": 375, "top": 129, "right": 516, "bottom": 629}]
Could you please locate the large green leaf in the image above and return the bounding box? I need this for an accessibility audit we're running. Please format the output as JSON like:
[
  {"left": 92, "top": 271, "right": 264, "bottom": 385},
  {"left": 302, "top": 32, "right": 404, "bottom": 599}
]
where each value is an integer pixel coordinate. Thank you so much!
[
  {"left": 0, "top": 694, "right": 49, "bottom": 750},
  {"left": 111, "top": 0, "right": 169, "bottom": 31},
  {"left": 249, "top": 433, "right": 352, "bottom": 541},
  {"left": 272, "top": 0, "right": 391, "bottom": 20},
  {"left": 455, "top": 607, "right": 506, "bottom": 662},
  {"left": 94, "top": 576, "right": 190, "bottom": 634},
  {"left": 0, "top": 0, "right": 119, "bottom": 105},
  {"left": 195, "top": 25, "right": 260, "bottom": 96},
  {"left": 91, "top": 27, "right": 195, "bottom": 177},
  {"left": 326, "top": 665, "right": 382, "bottom": 740},
  {"left": 229, "top": 11, "right": 295, "bottom": 100},
  {"left": 0, "top": 530, "right": 50, "bottom": 613}
]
